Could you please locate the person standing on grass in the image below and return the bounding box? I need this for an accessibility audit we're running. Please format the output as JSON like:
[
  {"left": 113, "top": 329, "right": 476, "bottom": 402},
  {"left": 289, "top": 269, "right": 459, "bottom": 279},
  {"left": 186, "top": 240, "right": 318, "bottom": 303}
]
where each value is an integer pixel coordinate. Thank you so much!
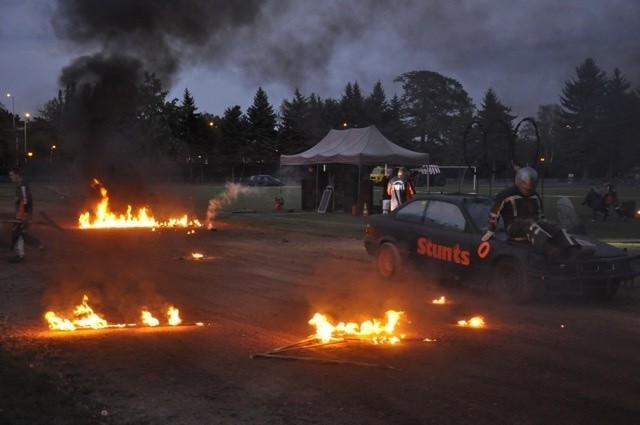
[
  {"left": 386, "top": 166, "right": 416, "bottom": 211},
  {"left": 8, "top": 167, "right": 44, "bottom": 263}
]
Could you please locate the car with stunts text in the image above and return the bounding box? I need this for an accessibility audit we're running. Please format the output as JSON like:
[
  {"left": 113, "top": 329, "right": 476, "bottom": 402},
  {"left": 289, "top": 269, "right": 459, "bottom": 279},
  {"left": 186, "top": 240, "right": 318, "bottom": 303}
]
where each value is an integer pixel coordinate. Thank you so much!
[{"left": 363, "top": 193, "right": 640, "bottom": 303}]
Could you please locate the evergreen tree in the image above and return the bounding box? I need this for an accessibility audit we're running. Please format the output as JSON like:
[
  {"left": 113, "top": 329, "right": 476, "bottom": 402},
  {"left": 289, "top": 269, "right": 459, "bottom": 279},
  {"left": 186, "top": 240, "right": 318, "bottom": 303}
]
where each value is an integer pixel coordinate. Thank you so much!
[
  {"left": 246, "top": 87, "right": 278, "bottom": 164},
  {"left": 279, "top": 89, "right": 311, "bottom": 154},
  {"left": 475, "top": 88, "right": 517, "bottom": 175},
  {"left": 602, "top": 68, "right": 638, "bottom": 178},
  {"left": 339, "top": 81, "right": 366, "bottom": 128},
  {"left": 559, "top": 58, "right": 608, "bottom": 179},
  {"left": 218, "top": 105, "right": 249, "bottom": 166}
]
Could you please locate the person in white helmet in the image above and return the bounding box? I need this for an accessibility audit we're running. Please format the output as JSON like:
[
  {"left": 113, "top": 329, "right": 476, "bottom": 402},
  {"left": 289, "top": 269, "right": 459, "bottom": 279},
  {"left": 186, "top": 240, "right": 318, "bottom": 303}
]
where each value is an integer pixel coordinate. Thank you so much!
[{"left": 481, "top": 167, "right": 593, "bottom": 261}]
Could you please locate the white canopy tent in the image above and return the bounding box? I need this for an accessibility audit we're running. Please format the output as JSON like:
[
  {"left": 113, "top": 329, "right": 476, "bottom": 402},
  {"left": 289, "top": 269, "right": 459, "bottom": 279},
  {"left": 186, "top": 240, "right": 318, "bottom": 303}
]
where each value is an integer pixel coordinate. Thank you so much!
[
  {"left": 280, "top": 125, "right": 428, "bottom": 166},
  {"left": 280, "top": 125, "right": 429, "bottom": 211}
]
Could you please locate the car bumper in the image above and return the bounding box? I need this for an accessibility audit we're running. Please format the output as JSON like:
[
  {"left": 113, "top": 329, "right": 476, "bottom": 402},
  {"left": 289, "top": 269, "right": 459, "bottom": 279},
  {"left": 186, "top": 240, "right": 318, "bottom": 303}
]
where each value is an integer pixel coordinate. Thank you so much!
[{"left": 528, "top": 254, "right": 640, "bottom": 293}]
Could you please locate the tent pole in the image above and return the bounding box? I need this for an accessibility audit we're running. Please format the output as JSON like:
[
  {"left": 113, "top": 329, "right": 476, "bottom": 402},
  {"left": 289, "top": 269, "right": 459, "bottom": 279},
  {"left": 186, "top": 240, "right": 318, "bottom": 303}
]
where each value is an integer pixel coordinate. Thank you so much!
[
  {"left": 358, "top": 164, "right": 361, "bottom": 212},
  {"left": 315, "top": 165, "right": 319, "bottom": 210}
]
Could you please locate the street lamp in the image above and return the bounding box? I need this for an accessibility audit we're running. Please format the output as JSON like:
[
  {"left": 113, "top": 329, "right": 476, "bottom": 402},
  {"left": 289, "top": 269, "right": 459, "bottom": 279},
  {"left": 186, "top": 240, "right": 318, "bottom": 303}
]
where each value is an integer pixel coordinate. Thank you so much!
[
  {"left": 6, "top": 93, "right": 17, "bottom": 164},
  {"left": 50, "top": 145, "right": 56, "bottom": 164},
  {"left": 24, "top": 113, "right": 30, "bottom": 158}
]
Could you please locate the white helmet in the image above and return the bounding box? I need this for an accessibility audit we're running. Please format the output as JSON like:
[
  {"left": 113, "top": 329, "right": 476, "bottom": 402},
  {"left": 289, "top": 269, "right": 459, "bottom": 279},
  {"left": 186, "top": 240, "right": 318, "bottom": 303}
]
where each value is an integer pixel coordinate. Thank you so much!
[{"left": 515, "top": 167, "right": 538, "bottom": 196}]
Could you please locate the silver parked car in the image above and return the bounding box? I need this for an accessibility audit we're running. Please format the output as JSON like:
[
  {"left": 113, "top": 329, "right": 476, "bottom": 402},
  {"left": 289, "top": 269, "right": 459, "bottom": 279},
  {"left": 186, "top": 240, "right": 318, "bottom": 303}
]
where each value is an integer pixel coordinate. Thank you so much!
[{"left": 247, "top": 175, "right": 285, "bottom": 187}]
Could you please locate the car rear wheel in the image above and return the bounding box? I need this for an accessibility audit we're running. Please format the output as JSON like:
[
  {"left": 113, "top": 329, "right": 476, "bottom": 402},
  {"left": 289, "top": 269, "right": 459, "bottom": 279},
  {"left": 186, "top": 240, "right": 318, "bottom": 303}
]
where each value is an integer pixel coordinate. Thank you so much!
[
  {"left": 377, "top": 243, "right": 403, "bottom": 279},
  {"left": 491, "top": 259, "right": 533, "bottom": 304}
]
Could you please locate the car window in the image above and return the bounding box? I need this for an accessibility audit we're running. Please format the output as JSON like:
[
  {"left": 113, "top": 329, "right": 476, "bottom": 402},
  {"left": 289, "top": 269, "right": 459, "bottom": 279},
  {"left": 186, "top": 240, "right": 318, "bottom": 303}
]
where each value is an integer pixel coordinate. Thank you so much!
[
  {"left": 395, "top": 200, "right": 427, "bottom": 224},
  {"left": 425, "top": 201, "right": 466, "bottom": 232},
  {"left": 464, "top": 198, "right": 504, "bottom": 231}
]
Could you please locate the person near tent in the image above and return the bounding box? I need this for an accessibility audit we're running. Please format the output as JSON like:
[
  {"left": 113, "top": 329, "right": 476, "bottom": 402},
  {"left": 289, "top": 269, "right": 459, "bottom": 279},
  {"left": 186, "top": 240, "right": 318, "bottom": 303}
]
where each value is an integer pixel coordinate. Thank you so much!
[
  {"left": 380, "top": 166, "right": 393, "bottom": 213},
  {"left": 386, "top": 166, "right": 415, "bottom": 211},
  {"left": 481, "top": 167, "right": 593, "bottom": 261}
]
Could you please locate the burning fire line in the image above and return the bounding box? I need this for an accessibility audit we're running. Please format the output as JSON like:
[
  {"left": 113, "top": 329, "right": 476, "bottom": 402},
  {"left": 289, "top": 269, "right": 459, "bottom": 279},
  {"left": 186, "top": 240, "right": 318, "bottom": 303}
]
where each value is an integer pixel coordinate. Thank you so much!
[
  {"left": 45, "top": 295, "right": 203, "bottom": 331},
  {"left": 78, "top": 179, "right": 202, "bottom": 229},
  {"left": 251, "top": 310, "right": 405, "bottom": 369}
]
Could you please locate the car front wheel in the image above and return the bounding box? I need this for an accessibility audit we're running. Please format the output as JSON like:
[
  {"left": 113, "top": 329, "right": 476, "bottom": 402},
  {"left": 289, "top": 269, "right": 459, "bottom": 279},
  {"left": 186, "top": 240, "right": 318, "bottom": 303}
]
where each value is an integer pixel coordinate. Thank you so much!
[
  {"left": 377, "top": 242, "right": 403, "bottom": 279},
  {"left": 491, "top": 258, "right": 533, "bottom": 304}
]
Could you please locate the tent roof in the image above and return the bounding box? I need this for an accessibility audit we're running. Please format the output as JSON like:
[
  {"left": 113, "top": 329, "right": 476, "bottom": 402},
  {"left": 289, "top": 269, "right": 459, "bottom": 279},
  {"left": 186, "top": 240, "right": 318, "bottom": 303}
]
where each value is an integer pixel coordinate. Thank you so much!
[{"left": 280, "top": 125, "right": 429, "bottom": 166}]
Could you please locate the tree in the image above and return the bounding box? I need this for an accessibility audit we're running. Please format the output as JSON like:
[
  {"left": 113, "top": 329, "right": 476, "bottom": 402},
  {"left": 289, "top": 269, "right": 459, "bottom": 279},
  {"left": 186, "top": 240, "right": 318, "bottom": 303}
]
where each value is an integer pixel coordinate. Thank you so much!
[
  {"left": 279, "top": 89, "right": 311, "bottom": 155},
  {"left": 394, "top": 70, "right": 474, "bottom": 162},
  {"left": 339, "top": 81, "right": 366, "bottom": 128},
  {"left": 535, "top": 104, "right": 563, "bottom": 177},
  {"left": 559, "top": 58, "right": 608, "bottom": 179},
  {"left": 246, "top": 87, "right": 278, "bottom": 164},
  {"left": 601, "top": 68, "right": 639, "bottom": 178},
  {"left": 475, "top": 88, "right": 517, "bottom": 175},
  {"left": 218, "top": 105, "right": 249, "bottom": 166}
]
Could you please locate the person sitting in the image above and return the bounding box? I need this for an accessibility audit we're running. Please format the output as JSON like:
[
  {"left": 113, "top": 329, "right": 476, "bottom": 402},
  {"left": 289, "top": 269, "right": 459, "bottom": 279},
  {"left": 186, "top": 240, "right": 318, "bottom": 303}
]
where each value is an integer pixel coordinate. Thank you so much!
[{"left": 482, "top": 167, "right": 593, "bottom": 261}]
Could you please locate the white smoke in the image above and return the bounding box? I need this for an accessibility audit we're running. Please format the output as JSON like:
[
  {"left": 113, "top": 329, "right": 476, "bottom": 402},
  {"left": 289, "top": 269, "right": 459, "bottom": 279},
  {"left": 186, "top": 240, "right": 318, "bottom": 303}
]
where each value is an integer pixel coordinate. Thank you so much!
[{"left": 206, "top": 182, "right": 254, "bottom": 227}]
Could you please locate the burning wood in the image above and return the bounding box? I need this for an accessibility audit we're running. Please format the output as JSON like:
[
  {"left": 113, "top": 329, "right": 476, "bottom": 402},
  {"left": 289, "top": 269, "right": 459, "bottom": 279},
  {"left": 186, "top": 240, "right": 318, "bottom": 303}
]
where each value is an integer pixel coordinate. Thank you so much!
[
  {"left": 308, "top": 310, "right": 405, "bottom": 344},
  {"left": 457, "top": 316, "right": 486, "bottom": 328},
  {"left": 44, "top": 295, "right": 194, "bottom": 331},
  {"left": 78, "top": 179, "right": 202, "bottom": 229}
]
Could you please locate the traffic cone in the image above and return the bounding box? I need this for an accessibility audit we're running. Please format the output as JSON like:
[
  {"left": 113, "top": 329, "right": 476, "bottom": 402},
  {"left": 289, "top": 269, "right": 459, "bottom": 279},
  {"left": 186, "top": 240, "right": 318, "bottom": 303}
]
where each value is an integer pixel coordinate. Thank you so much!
[{"left": 363, "top": 202, "right": 368, "bottom": 216}]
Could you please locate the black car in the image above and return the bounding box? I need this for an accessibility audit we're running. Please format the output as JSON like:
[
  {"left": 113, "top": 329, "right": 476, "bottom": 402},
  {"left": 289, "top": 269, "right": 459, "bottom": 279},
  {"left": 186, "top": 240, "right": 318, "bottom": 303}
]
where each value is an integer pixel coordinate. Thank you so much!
[
  {"left": 363, "top": 193, "right": 640, "bottom": 303},
  {"left": 247, "top": 175, "right": 285, "bottom": 187}
]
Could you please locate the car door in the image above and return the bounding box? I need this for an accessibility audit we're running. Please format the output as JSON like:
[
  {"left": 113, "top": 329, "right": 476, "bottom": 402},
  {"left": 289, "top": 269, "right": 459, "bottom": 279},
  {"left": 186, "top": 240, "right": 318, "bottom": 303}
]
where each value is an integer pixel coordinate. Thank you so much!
[{"left": 415, "top": 200, "right": 475, "bottom": 277}]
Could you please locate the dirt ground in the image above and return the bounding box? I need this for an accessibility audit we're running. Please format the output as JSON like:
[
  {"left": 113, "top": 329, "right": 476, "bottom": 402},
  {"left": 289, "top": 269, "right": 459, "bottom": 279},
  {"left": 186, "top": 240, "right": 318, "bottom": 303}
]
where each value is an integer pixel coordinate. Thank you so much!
[{"left": 1, "top": 197, "right": 640, "bottom": 425}]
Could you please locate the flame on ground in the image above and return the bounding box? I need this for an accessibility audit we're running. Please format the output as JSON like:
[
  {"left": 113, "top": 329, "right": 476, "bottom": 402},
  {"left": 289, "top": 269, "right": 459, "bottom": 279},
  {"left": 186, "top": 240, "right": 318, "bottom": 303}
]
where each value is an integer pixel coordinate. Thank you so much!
[
  {"left": 308, "top": 310, "right": 405, "bottom": 344},
  {"left": 432, "top": 296, "right": 446, "bottom": 304},
  {"left": 78, "top": 179, "right": 202, "bottom": 229},
  {"left": 457, "top": 316, "right": 485, "bottom": 328},
  {"left": 45, "top": 295, "right": 184, "bottom": 331}
]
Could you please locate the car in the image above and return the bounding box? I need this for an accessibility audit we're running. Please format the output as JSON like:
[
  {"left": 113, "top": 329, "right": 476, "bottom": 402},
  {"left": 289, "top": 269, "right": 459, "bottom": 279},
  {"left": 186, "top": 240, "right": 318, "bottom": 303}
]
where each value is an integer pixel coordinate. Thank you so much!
[
  {"left": 369, "top": 166, "right": 388, "bottom": 185},
  {"left": 247, "top": 175, "right": 285, "bottom": 187},
  {"left": 363, "top": 193, "right": 640, "bottom": 304}
]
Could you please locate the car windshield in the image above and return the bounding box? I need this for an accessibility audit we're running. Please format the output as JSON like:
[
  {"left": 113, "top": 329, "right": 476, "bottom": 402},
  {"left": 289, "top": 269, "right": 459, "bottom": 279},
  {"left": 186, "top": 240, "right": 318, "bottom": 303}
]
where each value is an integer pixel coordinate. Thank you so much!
[{"left": 463, "top": 197, "right": 503, "bottom": 231}]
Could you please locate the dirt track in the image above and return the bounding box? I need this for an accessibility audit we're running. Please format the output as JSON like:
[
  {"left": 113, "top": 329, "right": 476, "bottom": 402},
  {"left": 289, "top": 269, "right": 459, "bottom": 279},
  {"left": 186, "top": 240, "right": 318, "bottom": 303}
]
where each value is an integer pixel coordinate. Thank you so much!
[{"left": 2, "top": 203, "right": 640, "bottom": 425}]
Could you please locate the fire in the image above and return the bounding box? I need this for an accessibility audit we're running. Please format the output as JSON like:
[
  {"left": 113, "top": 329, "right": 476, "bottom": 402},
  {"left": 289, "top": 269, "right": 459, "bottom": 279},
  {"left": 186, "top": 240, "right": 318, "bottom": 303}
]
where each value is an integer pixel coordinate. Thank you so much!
[
  {"left": 308, "top": 310, "right": 405, "bottom": 344},
  {"left": 44, "top": 295, "right": 185, "bottom": 331},
  {"left": 191, "top": 252, "right": 204, "bottom": 260},
  {"left": 141, "top": 309, "right": 160, "bottom": 327},
  {"left": 457, "top": 316, "right": 485, "bottom": 328},
  {"left": 78, "top": 179, "right": 202, "bottom": 229},
  {"left": 432, "top": 296, "right": 446, "bottom": 304}
]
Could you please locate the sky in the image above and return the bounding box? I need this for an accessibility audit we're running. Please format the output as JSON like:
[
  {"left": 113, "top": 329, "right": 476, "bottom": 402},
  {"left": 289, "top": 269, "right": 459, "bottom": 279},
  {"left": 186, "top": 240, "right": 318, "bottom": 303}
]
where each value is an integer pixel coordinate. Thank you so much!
[{"left": 1, "top": 0, "right": 639, "bottom": 121}]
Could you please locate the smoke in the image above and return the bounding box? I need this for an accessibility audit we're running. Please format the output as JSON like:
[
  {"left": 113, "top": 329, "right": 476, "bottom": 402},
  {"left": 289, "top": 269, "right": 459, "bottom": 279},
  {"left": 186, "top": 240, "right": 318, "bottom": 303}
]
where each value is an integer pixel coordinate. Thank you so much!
[{"left": 206, "top": 182, "right": 253, "bottom": 226}]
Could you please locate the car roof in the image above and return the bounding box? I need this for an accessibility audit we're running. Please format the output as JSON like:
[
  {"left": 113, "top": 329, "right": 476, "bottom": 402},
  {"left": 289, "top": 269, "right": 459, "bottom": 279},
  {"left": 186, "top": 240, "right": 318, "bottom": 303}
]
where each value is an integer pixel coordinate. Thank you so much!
[{"left": 411, "top": 193, "right": 492, "bottom": 204}]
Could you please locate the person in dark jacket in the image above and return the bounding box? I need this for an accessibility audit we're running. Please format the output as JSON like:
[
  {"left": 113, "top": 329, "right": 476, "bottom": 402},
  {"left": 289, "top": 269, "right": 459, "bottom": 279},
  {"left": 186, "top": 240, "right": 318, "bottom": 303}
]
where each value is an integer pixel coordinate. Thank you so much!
[
  {"left": 602, "top": 182, "right": 623, "bottom": 220},
  {"left": 482, "top": 167, "right": 592, "bottom": 260},
  {"left": 386, "top": 166, "right": 415, "bottom": 211},
  {"left": 581, "top": 183, "right": 607, "bottom": 221},
  {"left": 8, "top": 167, "right": 44, "bottom": 263}
]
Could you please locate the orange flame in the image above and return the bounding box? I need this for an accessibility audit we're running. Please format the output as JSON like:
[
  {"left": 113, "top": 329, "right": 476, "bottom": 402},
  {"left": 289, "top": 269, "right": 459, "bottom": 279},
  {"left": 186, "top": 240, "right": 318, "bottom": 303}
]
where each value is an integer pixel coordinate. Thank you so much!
[
  {"left": 308, "top": 310, "right": 405, "bottom": 344},
  {"left": 44, "top": 295, "right": 185, "bottom": 331},
  {"left": 78, "top": 179, "right": 202, "bottom": 229},
  {"left": 457, "top": 316, "right": 485, "bottom": 328}
]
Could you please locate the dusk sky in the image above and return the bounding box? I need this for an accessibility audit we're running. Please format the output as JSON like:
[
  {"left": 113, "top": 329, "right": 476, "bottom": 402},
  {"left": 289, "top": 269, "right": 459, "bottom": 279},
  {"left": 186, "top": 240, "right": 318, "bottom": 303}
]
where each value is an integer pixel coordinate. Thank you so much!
[{"left": 1, "top": 0, "right": 639, "bottom": 120}]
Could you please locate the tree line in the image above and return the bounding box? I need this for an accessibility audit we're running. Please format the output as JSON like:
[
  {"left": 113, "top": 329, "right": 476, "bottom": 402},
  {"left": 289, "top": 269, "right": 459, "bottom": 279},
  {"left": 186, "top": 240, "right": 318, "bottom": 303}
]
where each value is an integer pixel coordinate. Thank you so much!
[{"left": 1, "top": 57, "right": 638, "bottom": 181}]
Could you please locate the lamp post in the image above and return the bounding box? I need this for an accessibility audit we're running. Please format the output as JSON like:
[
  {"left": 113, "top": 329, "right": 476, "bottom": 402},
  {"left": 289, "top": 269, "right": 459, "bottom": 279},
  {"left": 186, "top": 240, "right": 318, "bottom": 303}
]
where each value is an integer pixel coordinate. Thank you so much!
[
  {"left": 6, "top": 93, "right": 17, "bottom": 165},
  {"left": 50, "top": 145, "right": 56, "bottom": 164},
  {"left": 24, "top": 113, "right": 30, "bottom": 159}
]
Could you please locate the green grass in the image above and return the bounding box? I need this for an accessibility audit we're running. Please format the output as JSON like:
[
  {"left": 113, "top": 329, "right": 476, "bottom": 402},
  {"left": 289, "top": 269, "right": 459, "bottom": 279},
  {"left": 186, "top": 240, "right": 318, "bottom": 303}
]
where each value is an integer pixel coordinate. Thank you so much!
[{"left": 3, "top": 179, "right": 639, "bottom": 245}]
